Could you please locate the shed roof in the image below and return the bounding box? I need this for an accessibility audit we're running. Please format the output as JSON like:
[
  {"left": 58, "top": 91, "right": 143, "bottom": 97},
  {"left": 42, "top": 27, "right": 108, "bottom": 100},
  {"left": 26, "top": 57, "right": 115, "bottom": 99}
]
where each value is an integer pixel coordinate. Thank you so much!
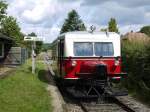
[{"left": 0, "top": 33, "right": 13, "bottom": 41}]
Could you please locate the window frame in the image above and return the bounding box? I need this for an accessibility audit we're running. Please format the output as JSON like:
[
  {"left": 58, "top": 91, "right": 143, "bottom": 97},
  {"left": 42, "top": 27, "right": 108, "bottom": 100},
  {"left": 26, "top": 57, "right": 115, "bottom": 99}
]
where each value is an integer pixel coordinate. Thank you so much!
[{"left": 0, "top": 42, "right": 4, "bottom": 58}]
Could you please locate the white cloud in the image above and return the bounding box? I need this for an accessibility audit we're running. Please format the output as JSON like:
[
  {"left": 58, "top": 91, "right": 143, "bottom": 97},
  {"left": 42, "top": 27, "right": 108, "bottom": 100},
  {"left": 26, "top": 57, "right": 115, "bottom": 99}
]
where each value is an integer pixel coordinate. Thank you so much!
[
  {"left": 21, "top": 0, "right": 63, "bottom": 24},
  {"left": 119, "top": 24, "right": 144, "bottom": 34},
  {"left": 145, "top": 12, "right": 150, "bottom": 18},
  {"left": 6, "top": 0, "right": 81, "bottom": 42},
  {"left": 82, "top": 0, "right": 150, "bottom": 8}
]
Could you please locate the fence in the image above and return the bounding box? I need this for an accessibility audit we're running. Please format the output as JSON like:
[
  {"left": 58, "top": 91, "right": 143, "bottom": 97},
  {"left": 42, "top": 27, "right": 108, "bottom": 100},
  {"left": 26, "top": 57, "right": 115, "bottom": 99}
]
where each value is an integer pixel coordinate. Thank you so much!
[{"left": 4, "top": 47, "right": 28, "bottom": 65}]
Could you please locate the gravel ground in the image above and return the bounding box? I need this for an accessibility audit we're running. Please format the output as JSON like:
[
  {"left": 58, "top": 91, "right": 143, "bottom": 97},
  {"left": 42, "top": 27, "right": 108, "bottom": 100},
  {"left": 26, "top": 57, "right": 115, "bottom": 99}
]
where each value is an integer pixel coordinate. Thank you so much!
[
  {"left": 116, "top": 95, "right": 150, "bottom": 112},
  {"left": 65, "top": 104, "right": 83, "bottom": 112}
]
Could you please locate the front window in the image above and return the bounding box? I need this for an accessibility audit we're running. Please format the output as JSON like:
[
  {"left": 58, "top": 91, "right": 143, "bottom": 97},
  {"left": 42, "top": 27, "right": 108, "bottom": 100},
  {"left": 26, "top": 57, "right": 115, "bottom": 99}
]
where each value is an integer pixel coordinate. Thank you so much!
[
  {"left": 94, "top": 42, "right": 114, "bottom": 56},
  {"left": 74, "top": 42, "right": 93, "bottom": 56}
]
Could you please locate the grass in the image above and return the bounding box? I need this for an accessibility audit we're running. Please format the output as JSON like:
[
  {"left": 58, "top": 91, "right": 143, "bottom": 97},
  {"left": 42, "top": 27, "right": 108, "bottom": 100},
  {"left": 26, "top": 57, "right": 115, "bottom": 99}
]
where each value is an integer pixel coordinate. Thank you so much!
[{"left": 0, "top": 60, "right": 53, "bottom": 112}]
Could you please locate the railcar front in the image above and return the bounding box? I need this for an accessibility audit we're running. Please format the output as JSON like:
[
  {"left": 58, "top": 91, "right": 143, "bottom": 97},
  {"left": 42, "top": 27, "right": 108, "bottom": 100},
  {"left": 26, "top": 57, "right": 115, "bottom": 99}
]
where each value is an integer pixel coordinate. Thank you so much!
[{"left": 54, "top": 32, "right": 127, "bottom": 85}]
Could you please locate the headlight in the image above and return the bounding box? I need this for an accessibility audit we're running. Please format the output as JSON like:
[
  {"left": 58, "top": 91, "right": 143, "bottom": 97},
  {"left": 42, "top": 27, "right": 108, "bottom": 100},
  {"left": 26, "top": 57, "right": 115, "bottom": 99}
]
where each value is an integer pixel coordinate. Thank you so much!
[
  {"left": 115, "top": 60, "right": 119, "bottom": 66},
  {"left": 71, "top": 60, "right": 77, "bottom": 66}
]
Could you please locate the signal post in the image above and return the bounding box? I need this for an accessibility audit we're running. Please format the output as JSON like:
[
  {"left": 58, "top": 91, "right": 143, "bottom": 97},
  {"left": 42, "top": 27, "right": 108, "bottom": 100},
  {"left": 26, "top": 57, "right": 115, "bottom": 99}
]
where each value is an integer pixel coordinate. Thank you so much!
[{"left": 24, "top": 36, "right": 43, "bottom": 74}]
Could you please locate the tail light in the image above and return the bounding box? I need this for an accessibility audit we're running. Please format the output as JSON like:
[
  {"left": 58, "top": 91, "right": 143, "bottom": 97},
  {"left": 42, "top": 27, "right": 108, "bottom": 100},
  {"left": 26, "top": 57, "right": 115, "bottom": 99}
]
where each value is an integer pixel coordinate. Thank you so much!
[{"left": 71, "top": 60, "right": 77, "bottom": 66}]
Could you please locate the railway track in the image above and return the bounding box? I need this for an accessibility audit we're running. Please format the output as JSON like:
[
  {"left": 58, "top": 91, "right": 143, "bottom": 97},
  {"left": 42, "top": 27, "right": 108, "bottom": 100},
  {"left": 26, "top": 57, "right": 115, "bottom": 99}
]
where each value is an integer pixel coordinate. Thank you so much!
[
  {"left": 63, "top": 95, "right": 137, "bottom": 112},
  {"left": 78, "top": 96, "right": 138, "bottom": 112},
  {"left": 112, "top": 96, "right": 139, "bottom": 112},
  {"left": 56, "top": 81, "right": 137, "bottom": 112},
  {"left": 80, "top": 102, "right": 125, "bottom": 112}
]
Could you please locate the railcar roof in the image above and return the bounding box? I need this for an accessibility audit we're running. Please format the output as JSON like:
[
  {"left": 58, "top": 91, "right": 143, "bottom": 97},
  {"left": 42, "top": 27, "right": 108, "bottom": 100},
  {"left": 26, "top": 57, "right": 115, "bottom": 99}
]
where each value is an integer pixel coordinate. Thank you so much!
[{"left": 58, "top": 31, "right": 120, "bottom": 39}]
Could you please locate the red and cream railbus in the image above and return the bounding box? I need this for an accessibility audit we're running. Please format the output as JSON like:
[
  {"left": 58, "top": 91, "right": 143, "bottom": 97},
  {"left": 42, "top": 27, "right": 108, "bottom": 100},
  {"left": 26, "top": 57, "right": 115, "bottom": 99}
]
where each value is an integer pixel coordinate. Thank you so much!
[{"left": 52, "top": 31, "right": 126, "bottom": 86}]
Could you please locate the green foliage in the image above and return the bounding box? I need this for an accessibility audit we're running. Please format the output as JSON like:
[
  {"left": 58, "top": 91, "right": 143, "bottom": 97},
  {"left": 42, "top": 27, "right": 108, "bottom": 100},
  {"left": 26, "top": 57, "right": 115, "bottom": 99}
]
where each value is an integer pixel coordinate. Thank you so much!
[
  {"left": 108, "top": 18, "right": 118, "bottom": 33},
  {"left": 140, "top": 25, "right": 150, "bottom": 37},
  {"left": 122, "top": 39, "right": 150, "bottom": 103},
  {"left": 0, "top": 1, "right": 23, "bottom": 46},
  {"left": 35, "top": 41, "right": 43, "bottom": 54},
  {"left": 0, "top": 16, "right": 23, "bottom": 45},
  {"left": 42, "top": 43, "right": 51, "bottom": 52},
  {"left": 60, "top": 9, "right": 86, "bottom": 34},
  {"left": 0, "top": 1, "right": 7, "bottom": 21},
  {"left": 0, "top": 60, "right": 52, "bottom": 112},
  {"left": 100, "top": 28, "right": 107, "bottom": 32},
  {"left": 28, "top": 32, "right": 37, "bottom": 37}
]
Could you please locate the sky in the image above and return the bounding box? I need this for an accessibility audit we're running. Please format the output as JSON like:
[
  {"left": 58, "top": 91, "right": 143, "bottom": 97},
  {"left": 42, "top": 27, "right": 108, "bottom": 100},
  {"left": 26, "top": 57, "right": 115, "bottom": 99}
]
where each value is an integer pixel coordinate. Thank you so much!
[{"left": 6, "top": 0, "right": 150, "bottom": 43}]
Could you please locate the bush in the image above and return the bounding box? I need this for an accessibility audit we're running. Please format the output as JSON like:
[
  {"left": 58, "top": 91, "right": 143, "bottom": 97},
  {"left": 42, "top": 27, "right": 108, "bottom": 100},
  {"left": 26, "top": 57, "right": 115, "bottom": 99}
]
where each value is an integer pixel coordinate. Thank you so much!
[
  {"left": 122, "top": 39, "right": 150, "bottom": 103},
  {"left": 140, "top": 26, "right": 150, "bottom": 37}
]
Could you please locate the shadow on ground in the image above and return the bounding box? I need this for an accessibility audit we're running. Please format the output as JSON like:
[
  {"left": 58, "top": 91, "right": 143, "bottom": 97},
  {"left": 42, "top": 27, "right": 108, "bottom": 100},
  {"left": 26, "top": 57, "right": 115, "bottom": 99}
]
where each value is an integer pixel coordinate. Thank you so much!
[
  {"left": 28, "top": 66, "right": 32, "bottom": 72},
  {"left": 38, "top": 69, "right": 55, "bottom": 86}
]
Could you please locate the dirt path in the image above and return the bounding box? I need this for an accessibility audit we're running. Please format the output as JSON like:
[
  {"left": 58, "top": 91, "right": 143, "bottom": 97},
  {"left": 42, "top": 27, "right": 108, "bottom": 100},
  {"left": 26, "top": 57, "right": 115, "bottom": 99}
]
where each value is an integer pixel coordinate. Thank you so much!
[
  {"left": 44, "top": 60, "right": 65, "bottom": 112},
  {"left": 0, "top": 66, "right": 15, "bottom": 79}
]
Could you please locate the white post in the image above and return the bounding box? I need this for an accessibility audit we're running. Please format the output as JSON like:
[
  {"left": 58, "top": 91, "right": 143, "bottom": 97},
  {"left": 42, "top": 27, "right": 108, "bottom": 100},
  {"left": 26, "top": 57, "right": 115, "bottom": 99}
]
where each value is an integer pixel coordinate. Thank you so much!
[{"left": 32, "top": 40, "right": 36, "bottom": 74}]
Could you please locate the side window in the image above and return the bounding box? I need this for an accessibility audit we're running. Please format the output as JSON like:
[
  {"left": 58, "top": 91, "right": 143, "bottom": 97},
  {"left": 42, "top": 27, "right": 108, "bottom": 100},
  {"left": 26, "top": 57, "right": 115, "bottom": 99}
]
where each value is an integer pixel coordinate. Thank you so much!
[
  {"left": 60, "top": 40, "right": 64, "bottom": 57},
  {"left": 57, "top": 41, "right": 60, "bottom": 57},
  {"left": 0, "top": 43, "right": 4, "bottom": 58},
  {"left": 58, "top": 40, "right": 64, "bottom": 60}
]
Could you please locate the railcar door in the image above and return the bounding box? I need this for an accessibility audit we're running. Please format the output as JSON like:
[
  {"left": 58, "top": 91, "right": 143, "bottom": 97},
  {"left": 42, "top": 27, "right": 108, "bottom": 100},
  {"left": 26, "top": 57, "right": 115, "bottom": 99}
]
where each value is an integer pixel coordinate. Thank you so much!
[{"left": 58, "top": 39, "right": 64, "bottom": 76}]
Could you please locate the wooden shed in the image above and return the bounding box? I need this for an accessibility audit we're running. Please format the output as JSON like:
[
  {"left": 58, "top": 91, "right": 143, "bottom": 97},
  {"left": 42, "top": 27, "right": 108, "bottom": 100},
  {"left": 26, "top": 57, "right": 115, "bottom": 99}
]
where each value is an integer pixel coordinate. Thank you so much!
[{"left": 0, "top": 34, "right": 13, "bottom": 65}]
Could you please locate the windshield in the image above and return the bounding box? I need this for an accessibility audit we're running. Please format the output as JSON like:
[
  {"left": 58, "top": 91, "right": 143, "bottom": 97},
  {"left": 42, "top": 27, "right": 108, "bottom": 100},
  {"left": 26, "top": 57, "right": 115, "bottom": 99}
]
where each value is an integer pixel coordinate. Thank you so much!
[
  {"left": 74, "top": 42, "right": 93, "bottom": 56},
  {"left": 74, "top": 42, "right": 114, "bottom": 56},
  {"left": 94, "top": 42, "right": 114, "bottom": 56}
]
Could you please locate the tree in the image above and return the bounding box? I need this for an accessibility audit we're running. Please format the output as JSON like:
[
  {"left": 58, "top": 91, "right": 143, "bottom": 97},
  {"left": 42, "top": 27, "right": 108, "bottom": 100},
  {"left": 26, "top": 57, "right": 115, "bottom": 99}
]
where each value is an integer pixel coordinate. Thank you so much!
[
  {"left": 41, "top": 43, "right": 51, "bottom": 52},
  {"left": 0, "top": 1, "right": 7, "bottom": 22},
  {"left": 0, "top": 1, "right": 25, "bottom": 46},
  {"left": 140, "top": 26, "right": 150, "bottom": 37},
  {"left": 0, "top": 16, "right": 23, "bottom": 45},
  {"left": 108, "top": 18, "right": 119, "bottom": 33},
  {"left": 60, "top": 10, "right": 86, "bottom": 34},
  {"left": 28, "top": 32, "right": 37, "bottom": 37},
  {"left": 100, "top": 28, "right": 107, "bottom": 32}
]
